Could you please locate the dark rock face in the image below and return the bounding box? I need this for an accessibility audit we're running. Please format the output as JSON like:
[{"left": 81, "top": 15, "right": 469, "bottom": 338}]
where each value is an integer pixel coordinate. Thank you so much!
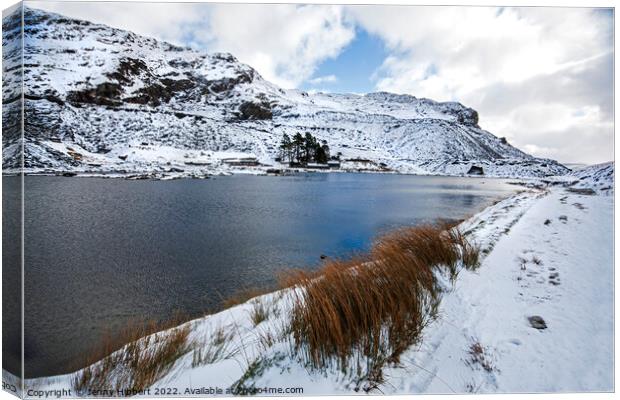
[
  {"left": 24, "top": 94, "right": 64, "bottom": 106},
  {"left": 127, "top": 83, "right": 171, "bottom": 107},
  {"left": 161, "top": 78, "right": 196, "bottom": 92},
  {"left": 467, "top": 165, "right": 484, "bottom": 175},
  {"left": 105, "top": 57, "right": 149, "bottom": 83},
  {"left": 238, "top": 101, "right": 273, "bottom": 120},
  {"left": 67, "top": 82, "right": 123, "bottom": 106},
  {"left": 65, "top": 53, "right": 255, "bottom": 108},
  {"left": 566, "top": 187, "right": 596, "bottom": 195},
  {"left": 456, "top": 108, "right": 479, "bottom": 126},
  {"left": 208, "top": 72, "right": 254, "bottom": 94}
]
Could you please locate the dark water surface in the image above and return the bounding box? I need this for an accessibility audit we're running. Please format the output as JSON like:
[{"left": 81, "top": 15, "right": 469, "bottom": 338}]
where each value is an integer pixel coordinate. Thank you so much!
[{"left": 7, "top": 174, "right": 517, "bottom": 377}]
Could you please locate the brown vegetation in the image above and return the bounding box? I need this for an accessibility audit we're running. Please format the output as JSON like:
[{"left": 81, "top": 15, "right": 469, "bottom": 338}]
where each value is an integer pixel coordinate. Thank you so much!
[
  {"left": 72, "top": 318, "right": 192, "bottom": 395},
  {"left": 283, "top": 224, "right": 479, "bottom": 386},
  {"left": 192, "top": 325, "right": 239, "bottom": 367},
  {"left": 467, "top": 341, "right": 495, "bottom": 373},
  {"left": 250, "top": 300, "right": 270, "bottom": 326}
]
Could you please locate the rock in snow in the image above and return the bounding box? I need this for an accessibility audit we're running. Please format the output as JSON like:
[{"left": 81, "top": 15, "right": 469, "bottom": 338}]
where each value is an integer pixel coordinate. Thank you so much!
[
  {"left": 2, "top": 6, "right": 570, "bottom": 178},
  {"left": 527, "top": 316, "right": 548, "bottom": 330}
]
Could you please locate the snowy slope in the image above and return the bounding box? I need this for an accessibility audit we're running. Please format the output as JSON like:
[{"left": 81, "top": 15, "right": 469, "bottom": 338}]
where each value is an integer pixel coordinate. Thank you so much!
[
  {"left": 566, "top": 162, "right": 614, "bottom": 194},
  {"left": 10, "top": 164, "right": 613, "bottom": 395},
  {"left": 385, "top": 187, "right": 613, "bottom": 393},
  {"left": 3, "top": 6, "right": 569, "bottom": 178}
]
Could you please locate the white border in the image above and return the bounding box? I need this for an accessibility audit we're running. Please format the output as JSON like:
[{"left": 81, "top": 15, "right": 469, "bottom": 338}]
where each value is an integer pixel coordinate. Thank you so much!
[{"left": 0, "top": 1, "right": 615, "bottom": 400}]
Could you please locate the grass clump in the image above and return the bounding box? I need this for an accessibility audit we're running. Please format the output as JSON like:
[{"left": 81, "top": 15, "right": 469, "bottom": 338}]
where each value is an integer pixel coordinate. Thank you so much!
[
  {"left": 229, "top": 354, "right": 286, "bottom": 395},
  {"left": 466, "top": 341, "right": 495, "bottom": 373},
  {"left": 285, "top": 224, "right": 479, "bottom": 386},
  {"left": 249, "top": 300, "right": 270, "bottom": 326},
  {"left": 449, "top": 229, "right": 481, "bottom": 271},
  {"left": 72, "top": 321, "right": 192, "bottom": 395},
  {"left": 192, "top": 326, "right": 238, "bottom": 367}
]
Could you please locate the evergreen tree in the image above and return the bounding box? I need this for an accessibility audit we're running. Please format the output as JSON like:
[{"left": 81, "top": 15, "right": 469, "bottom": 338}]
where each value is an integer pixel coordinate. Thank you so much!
[
  {"left": 283, "top": 132, "right": 332, "bottom": 165},
  {"left": 321, "top": 140, "right": 330, "bottom": 162},
  {"left": 279, "top": 133, "right": 292, "bottom": 162},
  {"left": 304, "top": 132, "right": 316, "bottom": 163},
  {"left": 293, "top": 133, "right": 304, "bottom": 163},
  {"left": 315, "top": 144, "right": 328, "bottom": 163}
]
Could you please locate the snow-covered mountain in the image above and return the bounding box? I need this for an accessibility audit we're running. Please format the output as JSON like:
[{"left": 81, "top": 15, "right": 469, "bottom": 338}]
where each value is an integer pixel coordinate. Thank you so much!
[{"left": 3, "top": 6, "right": 569, "bottom": 178}]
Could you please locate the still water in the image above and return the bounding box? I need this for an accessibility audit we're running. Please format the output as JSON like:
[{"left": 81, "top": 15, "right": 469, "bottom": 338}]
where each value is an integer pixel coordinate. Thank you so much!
[{"left": 5, "top": 173, "right": 516, "bottom": 377}]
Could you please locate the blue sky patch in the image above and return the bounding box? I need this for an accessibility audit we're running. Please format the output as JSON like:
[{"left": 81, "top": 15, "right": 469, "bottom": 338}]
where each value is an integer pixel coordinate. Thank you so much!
[{"left": 301, "top": 28, "right": 388, "bottom": 94}]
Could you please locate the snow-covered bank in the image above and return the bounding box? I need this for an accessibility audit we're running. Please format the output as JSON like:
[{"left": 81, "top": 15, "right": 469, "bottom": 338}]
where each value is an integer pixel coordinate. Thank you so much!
[
  {"left": 6, "top": 165, "right": 613, "bottom": 396},
  {"left": 384, "top": 185, "right": 614, "bottom": 393}
]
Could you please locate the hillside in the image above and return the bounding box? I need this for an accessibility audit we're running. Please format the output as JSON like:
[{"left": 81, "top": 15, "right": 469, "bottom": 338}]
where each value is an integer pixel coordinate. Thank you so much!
[{"left": 3, "top": 6, "right": 569, "bottom": 178}]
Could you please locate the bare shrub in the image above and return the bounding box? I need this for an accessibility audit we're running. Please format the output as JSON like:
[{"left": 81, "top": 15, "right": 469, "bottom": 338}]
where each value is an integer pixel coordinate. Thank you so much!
[{"left": 466, "top": 341, "right": 495, "bottom": 373}]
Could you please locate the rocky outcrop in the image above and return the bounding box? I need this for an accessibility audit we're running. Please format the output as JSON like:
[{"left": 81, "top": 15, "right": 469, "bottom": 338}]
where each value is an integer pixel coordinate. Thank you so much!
[
  {"left": 456, "top": 108, "right": 479, "bottom": 126},
  {"left": 67, "top": 82, "right": 123, "bottom": 106},
  {"left": 238, "top": 101, "right": 273, "bottom": 120}
]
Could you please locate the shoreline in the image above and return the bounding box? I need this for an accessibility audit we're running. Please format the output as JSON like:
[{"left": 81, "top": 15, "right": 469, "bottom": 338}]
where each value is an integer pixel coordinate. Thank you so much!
[
  {"left": 4, "top": 168, "right": 540, "bottom": 181},
  {"left": 4, "top": 165, "right": 613, "bottom": 395}
]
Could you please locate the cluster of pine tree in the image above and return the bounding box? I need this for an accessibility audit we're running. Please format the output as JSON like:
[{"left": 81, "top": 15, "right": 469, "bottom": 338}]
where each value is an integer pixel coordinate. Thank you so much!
[{"left": 279, "top": 133, "right": 330, "bottom": 164}]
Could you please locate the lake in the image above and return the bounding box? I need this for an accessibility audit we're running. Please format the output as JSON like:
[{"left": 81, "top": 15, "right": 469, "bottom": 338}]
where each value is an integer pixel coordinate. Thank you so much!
[{"left": 4, "top": 173, "right": 517, "bottom": 378}]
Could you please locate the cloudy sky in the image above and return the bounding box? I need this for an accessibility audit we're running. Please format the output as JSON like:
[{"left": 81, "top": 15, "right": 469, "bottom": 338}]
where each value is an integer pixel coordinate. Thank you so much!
[{"left": 30, "top": 1, "right": 614, "bottom": 164}]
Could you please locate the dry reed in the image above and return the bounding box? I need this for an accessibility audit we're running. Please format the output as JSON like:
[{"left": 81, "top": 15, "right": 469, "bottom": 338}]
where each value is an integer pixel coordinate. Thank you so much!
[
  {"left": 284, "top": 224, "right": 479, "bottom": 385},
  {"left": 72, "top": 318, "right": 192, "bottom": 395}
]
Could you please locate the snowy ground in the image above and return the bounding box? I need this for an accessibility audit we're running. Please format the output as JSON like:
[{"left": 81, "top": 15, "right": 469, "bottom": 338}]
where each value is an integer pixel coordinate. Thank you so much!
[
  {"left": 5, "top": 165, "right": 614, "bottom": 397},
  {"left": 383, "top": 185, "right": 614, "bottom": 393}
]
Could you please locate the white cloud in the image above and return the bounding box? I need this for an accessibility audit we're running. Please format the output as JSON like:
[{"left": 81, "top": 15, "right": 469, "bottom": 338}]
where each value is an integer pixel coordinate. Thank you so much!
[
  {"left": 198, "top": 4, "right": 354, "bottom": 88},
  {"left": 308, "top": 75, "right": 338, "bottom": 85},
  {"left": 347, "top": 6, "right": 613, "bottom": 164}
]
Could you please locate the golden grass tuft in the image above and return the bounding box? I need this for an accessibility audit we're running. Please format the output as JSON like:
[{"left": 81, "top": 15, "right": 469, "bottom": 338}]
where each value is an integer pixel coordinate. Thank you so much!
[
  {"left": 284, "top": 224, "right": 479, "bottom": 385},
  {"left": 249, "top": 300, "right": 270, "bottom": 326},
  {"left": 192, "top": 326, "right": 239, "bottom": 367},
  {"left": 72, "top": 318, "right": 192, "bottom": 395}
]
